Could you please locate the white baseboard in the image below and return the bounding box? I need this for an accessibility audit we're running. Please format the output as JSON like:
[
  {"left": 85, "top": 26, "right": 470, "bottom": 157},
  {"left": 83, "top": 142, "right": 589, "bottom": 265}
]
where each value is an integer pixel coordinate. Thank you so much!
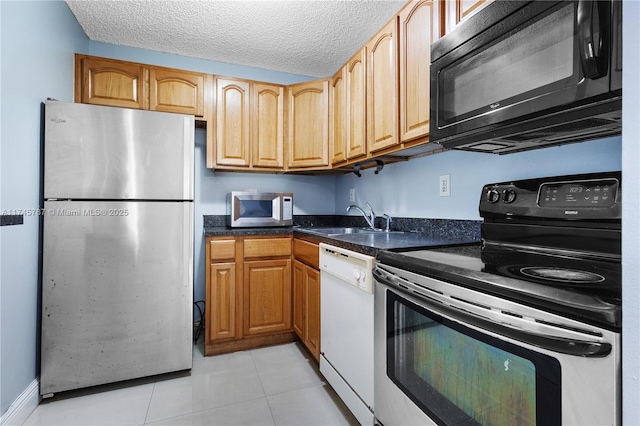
[{"left": 1, "top": 379, "right": 40, "bottom": 426}]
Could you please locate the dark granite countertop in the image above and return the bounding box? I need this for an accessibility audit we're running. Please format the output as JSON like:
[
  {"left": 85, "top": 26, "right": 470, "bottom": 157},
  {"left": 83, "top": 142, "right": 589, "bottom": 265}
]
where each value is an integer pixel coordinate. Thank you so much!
[
  {"left": 203, "top": 215, "right": 481, "bottom": 258},
  {"left": 292, "top": 228, "right": 479, "bottom": 257},
  {"left": 204, "top": 226, "right": 294, "bottom": 237}
]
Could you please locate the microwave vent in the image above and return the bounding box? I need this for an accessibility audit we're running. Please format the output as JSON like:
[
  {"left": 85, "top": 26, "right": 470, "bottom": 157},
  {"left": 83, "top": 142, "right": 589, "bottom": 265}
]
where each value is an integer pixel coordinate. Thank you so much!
[
  {"left": 500, "top": 118, "right": 617, "bottom": 143},
  {"left": 464, "top": 142, "right": 515, "bottom": 152}
]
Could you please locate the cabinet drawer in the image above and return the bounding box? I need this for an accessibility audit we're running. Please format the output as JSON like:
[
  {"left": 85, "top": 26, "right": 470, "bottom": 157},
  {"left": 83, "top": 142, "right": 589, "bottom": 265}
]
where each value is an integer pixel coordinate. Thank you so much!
[
  {"left": 244, "top": 237, "right": 291, "bottom": 258},
  {"left": 209, "top": 239, "right": 236, "bottom": 261},
  {"left": 293, "top": 239, "right": 319, "bottom": 269}
]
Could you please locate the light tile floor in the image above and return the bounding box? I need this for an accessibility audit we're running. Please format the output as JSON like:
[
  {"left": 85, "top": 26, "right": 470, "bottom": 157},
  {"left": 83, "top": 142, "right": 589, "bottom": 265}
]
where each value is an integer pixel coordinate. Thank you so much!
[{"left": 24, "top": 342, "right": 359, "bottom": 426}]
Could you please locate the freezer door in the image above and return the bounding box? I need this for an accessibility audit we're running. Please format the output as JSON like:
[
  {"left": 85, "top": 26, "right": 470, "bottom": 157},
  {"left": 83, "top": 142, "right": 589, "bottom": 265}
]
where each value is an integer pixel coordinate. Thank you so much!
[
  {"left": 44, "top": 101, "right": 194, "bottom": 200},
  {"left": 40, "top": 200, "right": 193, "bottom": 395}
]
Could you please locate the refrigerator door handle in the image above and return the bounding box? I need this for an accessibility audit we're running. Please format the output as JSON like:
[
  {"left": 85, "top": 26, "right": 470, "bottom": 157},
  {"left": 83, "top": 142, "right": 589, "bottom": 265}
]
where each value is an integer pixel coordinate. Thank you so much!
[
  {"left": 183, "top": 117, "right": 195, "bottom": 200},
  {"left": 184, "top": 202, "right": 194, "bottom": 287}
]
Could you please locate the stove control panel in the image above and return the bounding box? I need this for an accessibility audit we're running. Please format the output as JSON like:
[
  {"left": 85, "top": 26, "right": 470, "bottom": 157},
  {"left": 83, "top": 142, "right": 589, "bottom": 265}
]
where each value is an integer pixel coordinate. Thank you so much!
[
  {"left": 539, "top": 179, "right": 618, "bottom": 208},
  {"left": 480, "top": 172, "right": 621, "bottom": 220}
]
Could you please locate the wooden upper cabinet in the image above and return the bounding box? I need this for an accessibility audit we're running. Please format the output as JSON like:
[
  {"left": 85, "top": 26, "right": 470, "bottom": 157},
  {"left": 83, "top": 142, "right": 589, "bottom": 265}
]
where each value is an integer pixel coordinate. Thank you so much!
[
  {"left": 330, "top": 67, "right": 347, "bottom": 165},
  {"left": 215, "top": 77, "right": 251, "bottom": 167},
  {"left": 399, "top": 0, "right": 440, "bottom": 143},
  {"left": 287, "top": 80, "right": 329, "bottom": 169},
  {"left": 329, "top": 47, "right": 367, "bottom": 167},
  {"left": 76, "top": 55, "right": 147, "bottom": 109},
  {"left": 367, "top": 18, "right": 400, "bottom": 153},
  {"left": 252, "top": 83, "right": 284, "bottom": 168},
  {"left": 442, "top": 0, "right": 492, "bottom": 35},
  {"left": 75, "top": 54, "right": 207, "bottom": 116},
  {"left": 346, "top": 48, "right": 367, "bottom": 159},
  {"left": 149, "top": 67, "right": 205, "bottom": 116}
]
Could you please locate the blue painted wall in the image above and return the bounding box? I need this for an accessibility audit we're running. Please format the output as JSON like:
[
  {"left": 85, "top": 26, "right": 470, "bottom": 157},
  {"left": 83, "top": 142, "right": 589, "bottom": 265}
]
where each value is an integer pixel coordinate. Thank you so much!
[
  {"left": 1, "top": 0, "right": 636, "bottom": 420},
  {"left": 337, "top": 136, "right": 621, "bottom": 220},
  {"left": 1, "top": 0, "right": 89, "bottom": 415}
]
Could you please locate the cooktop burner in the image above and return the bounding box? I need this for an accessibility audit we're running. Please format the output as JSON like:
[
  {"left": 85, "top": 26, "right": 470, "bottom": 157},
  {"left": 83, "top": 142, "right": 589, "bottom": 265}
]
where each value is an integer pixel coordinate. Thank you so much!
[{"left": 517, "top": 266, "right": 605, "bottom": 283}]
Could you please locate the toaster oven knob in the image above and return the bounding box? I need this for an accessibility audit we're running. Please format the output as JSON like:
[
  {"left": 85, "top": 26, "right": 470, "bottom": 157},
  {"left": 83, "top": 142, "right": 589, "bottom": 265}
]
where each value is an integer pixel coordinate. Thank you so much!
[
  {"left": 503, "top": 189, "right": 517, "bottom": 204},
  {"left": 486, "top": 189, "right": 500, "bottom": 203}
]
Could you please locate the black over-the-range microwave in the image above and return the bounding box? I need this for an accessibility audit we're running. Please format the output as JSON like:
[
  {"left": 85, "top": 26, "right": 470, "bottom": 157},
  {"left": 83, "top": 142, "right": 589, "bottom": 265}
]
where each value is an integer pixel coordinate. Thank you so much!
[{"left": 430, "top": 0, "right": 622, "bottom": 154}]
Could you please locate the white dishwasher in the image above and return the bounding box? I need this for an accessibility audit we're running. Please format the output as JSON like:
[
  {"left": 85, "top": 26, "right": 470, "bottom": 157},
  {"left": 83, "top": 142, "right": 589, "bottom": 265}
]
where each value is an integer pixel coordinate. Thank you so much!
[{"left": 319, "top": 243, "right": 375, "bottom": 425}]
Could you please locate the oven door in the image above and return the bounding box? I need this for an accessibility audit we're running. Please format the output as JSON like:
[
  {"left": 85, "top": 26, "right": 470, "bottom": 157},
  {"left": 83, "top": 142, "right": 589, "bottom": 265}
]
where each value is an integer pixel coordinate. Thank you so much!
[
  {"left": 373, "top": 265, "right": 620, "bottom": 426},
  {"left": 430, "top": 1, "right": 619, "bottom": 151}
]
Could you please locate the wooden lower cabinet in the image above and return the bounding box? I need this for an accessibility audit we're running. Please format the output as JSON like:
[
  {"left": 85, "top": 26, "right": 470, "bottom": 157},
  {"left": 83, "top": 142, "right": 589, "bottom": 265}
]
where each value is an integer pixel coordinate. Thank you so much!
[
  {"left": 244, "top": 259, "right": 292, "bottom": 336},
  {"left": 205, "top": 236, "right": 296, "bottom": 356},
  {"left": 207, "top": 262, "right": 239, "bottom": 342},
  {"left": 293, "top": 239, "right": 321, "bottom": 362}
]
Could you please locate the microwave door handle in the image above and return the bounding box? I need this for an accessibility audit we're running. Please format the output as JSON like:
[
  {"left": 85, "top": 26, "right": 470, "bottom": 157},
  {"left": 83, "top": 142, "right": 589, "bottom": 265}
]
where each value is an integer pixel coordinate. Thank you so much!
[
  {"left": 374, "top": 268, "right": 612, "bottom": 358},
  {"left": 577, "top": 0, "right": 611, "bottom": 79}
]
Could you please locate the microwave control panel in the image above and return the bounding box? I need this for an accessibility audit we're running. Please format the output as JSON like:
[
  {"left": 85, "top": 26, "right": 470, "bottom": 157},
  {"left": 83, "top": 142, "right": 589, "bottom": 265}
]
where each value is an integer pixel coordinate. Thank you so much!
[{"left": 283, "top": 196, "right": 293, "bottom": 220}]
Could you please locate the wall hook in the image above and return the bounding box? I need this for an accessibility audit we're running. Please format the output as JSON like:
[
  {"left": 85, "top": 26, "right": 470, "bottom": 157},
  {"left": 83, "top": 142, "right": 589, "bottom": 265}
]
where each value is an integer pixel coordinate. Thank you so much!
[{"left": 353, "top": 164, "right": 362, "bottom": 177}]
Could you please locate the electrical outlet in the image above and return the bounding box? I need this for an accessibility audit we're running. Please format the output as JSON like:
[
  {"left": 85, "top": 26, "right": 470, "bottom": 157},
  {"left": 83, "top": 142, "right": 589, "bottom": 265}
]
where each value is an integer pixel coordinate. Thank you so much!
[
  {"left": 439, "top": 174, "right": 451, "bottom": 197},
  {"left": 349, "top": 188, "right": 356, "bottom": 202}
]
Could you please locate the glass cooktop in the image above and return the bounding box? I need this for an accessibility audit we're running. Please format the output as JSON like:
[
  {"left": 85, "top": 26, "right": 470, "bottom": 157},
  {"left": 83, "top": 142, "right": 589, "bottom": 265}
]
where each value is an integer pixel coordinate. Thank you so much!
[{"left": 376, "top": 244, "right": 621, "bottom": 332}]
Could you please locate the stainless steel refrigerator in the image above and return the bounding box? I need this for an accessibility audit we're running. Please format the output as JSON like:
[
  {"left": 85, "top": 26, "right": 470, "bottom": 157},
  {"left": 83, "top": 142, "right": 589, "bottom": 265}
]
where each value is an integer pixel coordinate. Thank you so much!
[{"left": 40, "top": 100, "right": 194, "bottom": 396}]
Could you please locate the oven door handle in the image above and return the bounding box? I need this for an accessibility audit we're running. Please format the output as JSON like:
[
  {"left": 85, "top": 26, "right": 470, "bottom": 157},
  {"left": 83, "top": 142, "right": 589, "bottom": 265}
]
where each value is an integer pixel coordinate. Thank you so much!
[{"left": 373, "top": 269, "right": 612, "bottom": 358}]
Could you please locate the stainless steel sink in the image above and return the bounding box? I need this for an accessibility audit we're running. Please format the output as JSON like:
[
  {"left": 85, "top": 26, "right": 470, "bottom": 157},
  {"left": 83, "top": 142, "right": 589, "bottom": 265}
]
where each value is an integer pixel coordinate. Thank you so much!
[{"left": 299, "top": 227, "right": 404, "bottom": 236}]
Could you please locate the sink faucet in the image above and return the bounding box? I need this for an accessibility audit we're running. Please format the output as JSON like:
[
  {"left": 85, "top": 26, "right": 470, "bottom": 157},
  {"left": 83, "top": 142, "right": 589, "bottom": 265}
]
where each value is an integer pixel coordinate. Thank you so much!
[{"left": 347, "top": 202, "right": 376, "bottom": 229}]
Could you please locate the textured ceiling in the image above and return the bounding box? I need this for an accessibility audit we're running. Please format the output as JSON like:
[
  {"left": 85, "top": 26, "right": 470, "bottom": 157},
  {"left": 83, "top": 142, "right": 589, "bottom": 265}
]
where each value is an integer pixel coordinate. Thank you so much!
[{"left": 65, "top": 0, "right": 407, "bottom": 78}]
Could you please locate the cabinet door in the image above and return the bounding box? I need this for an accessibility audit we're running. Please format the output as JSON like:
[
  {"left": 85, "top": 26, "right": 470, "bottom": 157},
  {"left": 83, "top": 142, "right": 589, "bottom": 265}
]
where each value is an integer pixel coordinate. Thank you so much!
[
  {"left": 367, "top": 18, "right": 399, "bottom": 153},
  {"left": 330, "top": 68, "right": 347, "bottom": 165},
  {"left": 346, "top": 48, "right": 367, "bottom": 159},
  {"left": 149, "top": 67, "right": 205, "bottom": 116},
  {"left": 305, "top": 266, "right": 321, "bottom": 362},
  {"left": 78, "top": 56, "right": 147, "bottom": 109},
  {"left": 287, "top": 80, "right": 329, "bottom": 168},
  {"left": 207, "top": 262, "right": 239, "bottom": 342},
  {"left": 243, "top": 259, "right": 292, "bottom": 336},
  {"left": 443, "top": 0, "right": 492, "bottom": 35},
  {"left": 292, "top": 260, "right": 306, "bottom": 339},
  {"left": 215, "top": 78, "right": 251, "bottom": 167},
  {"left": 253, "top": 83, "right": 285, "bottom": 168},
  {"left": 399, "top": 0, "right": 440, "bottom": 143}
]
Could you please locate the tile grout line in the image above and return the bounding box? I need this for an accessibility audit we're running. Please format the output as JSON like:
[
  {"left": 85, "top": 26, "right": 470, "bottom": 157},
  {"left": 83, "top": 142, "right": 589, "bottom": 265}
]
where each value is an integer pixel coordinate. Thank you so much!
[
  {"left": 142, "top": 381, "right": 156, "bottom": 425},
  {"left": 249, "top": 347, "right": 278, "bottom": 425}
]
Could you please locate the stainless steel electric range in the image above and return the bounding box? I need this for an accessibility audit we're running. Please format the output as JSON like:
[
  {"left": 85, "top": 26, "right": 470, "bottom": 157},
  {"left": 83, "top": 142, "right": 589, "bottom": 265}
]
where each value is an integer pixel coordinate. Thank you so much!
[{"left": 373, "top": 172, "right": 622, "bottom": 426}]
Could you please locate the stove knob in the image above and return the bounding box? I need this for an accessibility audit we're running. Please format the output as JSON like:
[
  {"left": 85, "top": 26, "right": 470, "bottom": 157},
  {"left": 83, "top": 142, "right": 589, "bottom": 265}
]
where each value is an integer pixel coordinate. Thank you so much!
[
  {"left": 503, "top": 189, "right": 517, "bottom": 204},
  {"left": 486, "top": 189, "right": 500, "bottom": 203}
]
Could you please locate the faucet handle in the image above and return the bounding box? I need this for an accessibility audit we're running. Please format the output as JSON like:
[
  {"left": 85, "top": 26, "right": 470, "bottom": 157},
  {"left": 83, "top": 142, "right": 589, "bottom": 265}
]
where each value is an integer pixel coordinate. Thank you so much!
[
  {"left": 382, "top": 214, "right": 392, "bottom": 232},
  {"left": 366, "top": 202, "right": 375, "bottom": 217}
]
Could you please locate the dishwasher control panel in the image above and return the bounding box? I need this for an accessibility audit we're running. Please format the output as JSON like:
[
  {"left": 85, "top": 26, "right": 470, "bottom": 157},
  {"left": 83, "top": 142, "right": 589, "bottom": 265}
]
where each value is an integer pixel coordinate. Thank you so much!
[{"left": 319, "top": 243, "right": 375, "bottom": 294}]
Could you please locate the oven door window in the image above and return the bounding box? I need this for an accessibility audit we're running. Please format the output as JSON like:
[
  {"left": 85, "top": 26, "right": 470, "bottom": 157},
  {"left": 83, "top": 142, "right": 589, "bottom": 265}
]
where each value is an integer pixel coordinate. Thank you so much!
[{"left": 386, "top": 290, "right": 561, "bottom": 426}]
